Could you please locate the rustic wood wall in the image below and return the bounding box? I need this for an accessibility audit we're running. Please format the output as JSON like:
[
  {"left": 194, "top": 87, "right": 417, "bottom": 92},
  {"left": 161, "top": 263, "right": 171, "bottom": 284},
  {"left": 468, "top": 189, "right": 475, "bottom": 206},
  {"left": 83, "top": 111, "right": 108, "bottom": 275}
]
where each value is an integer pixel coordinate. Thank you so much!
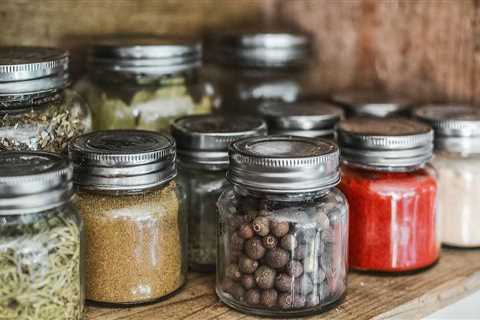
[{"left": 0, "top": 0, "right": 477, "bottom": 104}]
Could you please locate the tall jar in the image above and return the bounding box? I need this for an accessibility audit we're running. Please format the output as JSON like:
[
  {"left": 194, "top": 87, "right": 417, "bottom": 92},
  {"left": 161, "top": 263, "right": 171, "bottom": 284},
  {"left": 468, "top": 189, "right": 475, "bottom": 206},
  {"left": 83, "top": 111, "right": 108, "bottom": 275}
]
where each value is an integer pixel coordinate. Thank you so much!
[
  {"left": 76, "top": 36, "right": 214, "bottom": 131},
  {"left": 0, "top": 47, "right": 91, "bottom": 152},
  {"left": 338, "top": 118, "right": 439, "bottom": 272},
  {"left": 414, "top": 105, "right": 480, "bottom": 247},
  {"left": 0, "top": 152, "right": 83, "bottom": 320},
  {"left": 69, "top": 130, "right": 185, "bottom": 305},
  {"left": 172, "top": 115, "right": 267, "bottom": 272},
  {"left": 257, "top": 99, "right": 344, "bottom": 139},
  {"left": 217, "top": 136, "right": 348, "bottom": 317},
  {"left": 205, "top": 32, "right": 313, "bottom": 115}
]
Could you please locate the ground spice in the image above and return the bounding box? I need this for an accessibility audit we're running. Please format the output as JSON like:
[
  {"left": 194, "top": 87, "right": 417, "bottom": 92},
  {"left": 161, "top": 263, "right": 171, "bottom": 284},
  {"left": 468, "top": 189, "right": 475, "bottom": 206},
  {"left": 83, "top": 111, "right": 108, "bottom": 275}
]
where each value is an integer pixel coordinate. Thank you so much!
[
  {"left": 340, "top": 165, "right": 439, "bottom": 272},
  {"left": 74, "top": 181, "right": 184, "bottom": 304}
]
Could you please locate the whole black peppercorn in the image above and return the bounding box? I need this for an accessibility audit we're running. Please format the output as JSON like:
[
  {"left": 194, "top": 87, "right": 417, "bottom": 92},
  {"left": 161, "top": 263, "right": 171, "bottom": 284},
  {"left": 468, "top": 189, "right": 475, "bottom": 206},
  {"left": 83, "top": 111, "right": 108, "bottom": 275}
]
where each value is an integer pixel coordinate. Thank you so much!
[
  {"left": 255, "top": 266, "right": 276, "bottom": 289},
  {"left": 245, "top": 289, "right": 261, "bottom": 305},
  {"left": 270, "top": 220, "right": 289, "bottom": 238},
  {"left": 238, "top": 223, "right": 255, "bottom": 239},
  {"left": 262, "top": 235, "right": 278, "bottom": 250},
  {"left": 286, "top": 260, "right": 304, "bottom": 278},
  {"left": 252, "top": 216, "right": 270, "bottom": 236},
  {"left": 294, "top": 274, "right": 314, "bottom": 295},
  {"left": 230, "top": 232, "right": 244, "bottom": 252},
  {"left": 260, "top": 289, "right": 278, "bottom": 308},
  {"left": 225, "top": 264, "right": 242, "bottom": 281},
  {"left": 265, "top": 248, "right": 289, "bottom": 269},
  {"left": 229, "top": 283, "right": 246, "bottom": 301},
  {"left": 277, "top": 293, "right": 294, "bottom": 309},
  {"left": 238, "top": 255, "right": 259, "bottom": 274},
  {"left": 241, "top": 274, "right": 256, "bottom": 290},
  {"left": 280, "top": 234, "right": 298, "bottom": 252},
  {"left": 274, "top": 273, "right": 294, "bottom": 292},
  {"left": 244, "top": 237, "right": 266, "bottom": 260}
]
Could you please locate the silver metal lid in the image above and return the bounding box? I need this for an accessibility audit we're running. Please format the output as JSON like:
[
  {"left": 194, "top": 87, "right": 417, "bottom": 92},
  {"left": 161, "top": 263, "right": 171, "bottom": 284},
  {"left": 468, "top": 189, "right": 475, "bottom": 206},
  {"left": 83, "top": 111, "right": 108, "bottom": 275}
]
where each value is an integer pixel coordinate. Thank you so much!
[
  {"left": 69, "top": 130, "right": 176, "bottom": 191},
  {"left": 0, "top": 47, "right": 69, "bottom": 96},
  {"left": 332, "top": 90, "right": 411, "bottom": 118},
  {"left": 0, "top": 152, "right": 72, "bottom": 214},
  {"left": 208, "top": 32, "right": 311, "bottom": 67},
  {"left": 90, "top": 36, "right": 201, "bottom": 75},
  {"left": 172, "top": 115, "right": 267, "bottom": 166},
  {"left": 227, "top": 136, "right": 340, "bottom": 193},
  {"left": 338, "top": 118, "right": 433, "bottom": 169}
]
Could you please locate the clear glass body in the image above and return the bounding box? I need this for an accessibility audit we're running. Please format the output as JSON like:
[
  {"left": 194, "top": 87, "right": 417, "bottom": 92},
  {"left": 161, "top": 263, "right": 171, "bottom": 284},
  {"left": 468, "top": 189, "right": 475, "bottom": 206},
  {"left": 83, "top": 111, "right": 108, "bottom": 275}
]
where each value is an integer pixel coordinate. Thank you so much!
[
  {"left": 76, "top": 68, "right": 215, "bottom": 131},
  {"left": 340, "top": 163, "right": 439, "bottom": 272},
  {"left": 216, "top": 185, "right": 348, "bottom": 317},
  {"left": 433, "top": 151, "right": 480, "bottom": 247},
  {"left": 74, "top": 180, "right": 186, "bottom": 305},
  {"left": 0, "top": 203, "right": 84, "bottom": 320},
  {"left": 178, "top": 163, "right": 229, "bottom": 272},
  {"left": 0, "top": 89, "right": 92, "bottom": 153}
]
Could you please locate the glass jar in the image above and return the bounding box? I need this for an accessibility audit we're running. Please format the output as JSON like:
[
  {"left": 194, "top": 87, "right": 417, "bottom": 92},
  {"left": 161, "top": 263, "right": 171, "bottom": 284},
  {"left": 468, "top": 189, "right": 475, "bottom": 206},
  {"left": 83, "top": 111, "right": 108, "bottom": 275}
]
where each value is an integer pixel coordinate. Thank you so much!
[
  {"left": 257, "top": 99, "right": 344, "bottom": 139},
  {"left": 414, "top": 105, "right": 480, "bottom": 247},
  {"left": 338, "top": 118, "right": 439, "bottom": 272},
  {"left": 172, "top": 115, "right": 267, "bottom": 272},
  {"left": 76, "top": 36, "right": 214, "bottom": 131},
  {"left": 205, "top": 32, "right": 313, "bottom": 115},
  {"left": 0, "top": 151, "right": 83, "bottom": 320},
  {"left": 217, "top": 136, "right": 348, "bottom": 317},
  {"left": 0, "top": 47, "right": 91, "bottom": 152},
  {"left": 69, "top": 130, "right": 185, "bottom": 305}
]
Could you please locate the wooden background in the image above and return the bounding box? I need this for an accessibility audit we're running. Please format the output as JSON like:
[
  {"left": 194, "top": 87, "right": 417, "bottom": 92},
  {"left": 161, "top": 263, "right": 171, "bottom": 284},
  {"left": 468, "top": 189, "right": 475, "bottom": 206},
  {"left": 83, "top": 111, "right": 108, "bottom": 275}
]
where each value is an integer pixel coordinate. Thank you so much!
[{"left": 0, "top": 0, "right": 477, "bottom": 104}]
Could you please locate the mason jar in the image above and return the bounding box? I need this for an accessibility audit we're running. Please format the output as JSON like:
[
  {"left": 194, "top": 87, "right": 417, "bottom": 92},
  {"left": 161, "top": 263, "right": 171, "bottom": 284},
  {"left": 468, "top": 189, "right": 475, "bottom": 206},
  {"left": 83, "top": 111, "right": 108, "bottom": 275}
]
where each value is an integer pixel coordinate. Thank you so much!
[
  {"left": 0, "top": 151, "right": 83, "bottom": 320},
  {"left": 216, "top": 136, "right": 348, "bottom": 317},
  {"left": 338, "top": 118, "right": 439, "bottom": 272},
  {"left": 172, "top": 115, "right": 267, "bottom": 272},
  {"left": 76, "top": 36, "right": 215, "bottom": 131},
  {"left": 414, "top": 105, "right": 480, "bottom": 248},
  {"left": 257, "top": 99, "right": 344, "bottom": 139},
  {"left": 69, "top": 130, "right": 185, "bottom": 305},
  {"left": 205, "top": 32, "right": 314, "bottom": 115},
  {"left": 0, "top": 47, "right": 91, "bottom": 152}
]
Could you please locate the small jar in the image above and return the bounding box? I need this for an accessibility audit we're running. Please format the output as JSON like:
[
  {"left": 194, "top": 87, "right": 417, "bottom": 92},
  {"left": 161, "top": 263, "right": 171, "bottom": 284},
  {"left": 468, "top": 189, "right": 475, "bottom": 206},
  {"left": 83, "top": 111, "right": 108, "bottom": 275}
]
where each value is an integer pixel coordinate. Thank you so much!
[
  {"left": 205, "top": 32, "right": 313, "bottom": 114},
  {"left": 0, "top": 47, "right": 91, "bottom": 152},
  {"left": 0, "top": 152, "right": 83, "bottom": 320},
  {"left": 338, "top": 118, "right": 439, "bottom": 272},
  {"left": 414, "top": 105, "right": 480, "bottom": 247},
  {"left": 69, "top": 130, "right": 185, "bottom": 305},
  {"left": 172, "top": 115, "right": 267, "bottom": 272},
  {"left": 217, "top": 136, "right": 348, "bottom": 317},
  {"left": 257, "top": 99, "right": 344, "bottom": 139},
  {"left": 76, "top": 36, "right": 214, "bottom": 131}
]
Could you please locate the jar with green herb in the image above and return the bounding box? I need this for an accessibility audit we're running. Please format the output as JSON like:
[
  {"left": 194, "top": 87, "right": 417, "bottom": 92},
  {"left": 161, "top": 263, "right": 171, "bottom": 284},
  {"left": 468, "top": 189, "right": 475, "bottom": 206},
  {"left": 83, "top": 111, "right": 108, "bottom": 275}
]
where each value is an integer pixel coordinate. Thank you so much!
[
  {"left": 0, "top": 47, "right": 91, "bottom": 152},
  {"left": 76, "top": 36, "right": 215, "bottom": 131},
  {"left": 172, "top": 115, "right": 267, "bottom": 272},
  {"left": 0, "top": 151, "right": 83, "bottom": 320},
  {"left": 69, "top": 129, "right": 185, "bottom": 305}
]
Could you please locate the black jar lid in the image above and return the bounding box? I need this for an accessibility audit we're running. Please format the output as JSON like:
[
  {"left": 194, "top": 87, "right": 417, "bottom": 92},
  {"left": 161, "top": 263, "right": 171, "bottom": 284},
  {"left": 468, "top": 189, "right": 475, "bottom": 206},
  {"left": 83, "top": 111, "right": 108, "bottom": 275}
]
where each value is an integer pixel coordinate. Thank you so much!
[
  {"left": 0, "top": 151, "right": 72, "bottom": 214},
  {"left": 69, "top": 130, "right": 176, "bottom": 191},
  {"left": 338, "top": 118, "right": 433, "bottom": 169}
]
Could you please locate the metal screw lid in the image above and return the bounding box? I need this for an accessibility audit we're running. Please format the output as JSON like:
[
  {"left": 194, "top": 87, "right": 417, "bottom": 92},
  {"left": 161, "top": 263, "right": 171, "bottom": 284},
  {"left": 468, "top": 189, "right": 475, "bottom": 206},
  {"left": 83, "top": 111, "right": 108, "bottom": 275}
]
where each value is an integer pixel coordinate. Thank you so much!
[
  {"left": 227, "top": 135, "right": 340, "bottom": 193},
  {"left": 69, "top": 130, "right": 176, "bottom": 191},
  {"left": 0, "top": 151, "right": 72, "bottom": 214},
  {"left": 90, "top": 35, "right": 202, "bottom": 75},
  {"left": 171, "top": 115, "right": 267, "bottom": 167},
  {"left": 338, "top": 118, "right": 433, "bottom": 169},
  {"left": 0, "top": 47, "right": 69, "bottom": 96}
]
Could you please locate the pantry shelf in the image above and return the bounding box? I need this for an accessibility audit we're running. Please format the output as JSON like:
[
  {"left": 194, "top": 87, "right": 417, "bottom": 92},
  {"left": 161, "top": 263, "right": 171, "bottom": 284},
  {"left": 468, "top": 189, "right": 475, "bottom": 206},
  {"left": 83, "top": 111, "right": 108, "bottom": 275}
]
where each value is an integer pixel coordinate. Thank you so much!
[{"left": 86, "top": 247, "right": 480, "bottom": 319}]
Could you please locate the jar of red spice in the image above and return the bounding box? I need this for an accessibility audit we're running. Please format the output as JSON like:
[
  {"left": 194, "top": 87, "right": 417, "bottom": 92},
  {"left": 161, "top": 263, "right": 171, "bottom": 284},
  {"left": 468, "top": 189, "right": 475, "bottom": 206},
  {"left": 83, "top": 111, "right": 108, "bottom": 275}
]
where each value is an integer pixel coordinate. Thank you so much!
[{"left": 338, "top": 118, "right": 439, "bottom": 272}]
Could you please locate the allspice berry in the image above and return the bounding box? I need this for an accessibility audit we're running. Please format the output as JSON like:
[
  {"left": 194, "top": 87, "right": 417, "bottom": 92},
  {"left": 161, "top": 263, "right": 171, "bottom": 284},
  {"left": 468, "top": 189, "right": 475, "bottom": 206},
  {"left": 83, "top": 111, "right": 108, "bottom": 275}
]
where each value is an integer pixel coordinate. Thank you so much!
[
  {"left": 238, "top": 223, "right": 255, "bottom": 239},
  {"left": 280, "top": 234, "right": 298, "bottom": 252},
  {"left": 260, "top": 289, "right": 278, "bottom": 308},
  {"left": 222, "top": 278, "right": 235, "bottom": 293},
  {"left": 255, "top": 266, "right": 276, "bottom": 289},
  {"left": 262, "top": 235, "right": 278, "bottom": 250},
  {"left": 293, "top": 244, "right": 307, "bottom": 260},
  {"left": 270, "top": 220, "right": 289, "bottom": 238},
  {"left": 225, "top": 264, "right": 242, "bottom": 281},
  {"left": 278, "top": 293, "right": 294, "bottom": 309},
  {"left": 229, "top": 283, "right": 246, "bottom": 301},
  {"left": 230, "top": 232, "right": 244, "bottom": 251},
  {"left": 306, "top": 293, "right": 320, "bottom": 307},
  {"left": 294, "top": 274, "right": 314, "bottom": 295},
  {"left": 241, "top": 274, "right": 256, "bottom": 290},
  {"left": 275, "top": 273, "right": 294, "bottom": 292},
  {"left": 252, "top": 216, "right": 270, "bottom": 236},
  {"left": 245, "top": 289, "right": 261, "bottom": 305},
  {"left": 265, "top": 248, "right": 290, "bottom": 269},
  {"left": 239, "top": 255, "right": 259, "bottom": 274},
  {"left": 286, "top": 260, "right": 304, "bottom": 278},
  {"left": 244, "top": 237, "right": 266, "bottom": 260},
  {"left": 293, "top": 294, "right": 306, "bottom": 308}
]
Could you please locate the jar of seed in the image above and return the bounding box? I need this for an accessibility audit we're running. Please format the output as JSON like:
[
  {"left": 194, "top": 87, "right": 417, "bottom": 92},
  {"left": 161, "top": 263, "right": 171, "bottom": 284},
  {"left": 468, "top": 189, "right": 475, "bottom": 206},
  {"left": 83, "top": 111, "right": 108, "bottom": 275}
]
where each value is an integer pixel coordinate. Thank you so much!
[
  {"left": 0, "top": 151, "right": 83, "bottom": 320},
  {"left": 172, "top": 115, "right": 267, "bottom": 272},
  {"left": 217, "top": 136, "right": 348, "bottom": 317},
  {"left": 69, "top": 130, "right": 185, "bottom": 305},
  {"left": 0, "top": 47, "right": 91, "bottom": 152}
]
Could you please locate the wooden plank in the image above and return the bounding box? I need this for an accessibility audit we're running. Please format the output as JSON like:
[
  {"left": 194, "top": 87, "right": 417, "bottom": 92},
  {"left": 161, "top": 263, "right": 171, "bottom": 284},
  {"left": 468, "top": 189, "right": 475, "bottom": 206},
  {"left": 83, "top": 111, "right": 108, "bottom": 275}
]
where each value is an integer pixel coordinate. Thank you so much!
[{"left": 85, "top": 248, "right": 480, "bottom": 320}]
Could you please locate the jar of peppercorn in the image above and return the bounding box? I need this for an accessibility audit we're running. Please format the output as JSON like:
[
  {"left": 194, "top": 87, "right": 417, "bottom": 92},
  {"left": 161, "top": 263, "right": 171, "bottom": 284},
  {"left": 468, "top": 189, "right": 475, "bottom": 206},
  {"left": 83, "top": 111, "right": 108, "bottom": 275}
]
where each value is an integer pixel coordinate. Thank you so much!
[
  {"left": 217, "top": 136, "right": 348, "bottom": 317},
  {"left": 338, "top": 118, "right": 439, "bottom": 273}
]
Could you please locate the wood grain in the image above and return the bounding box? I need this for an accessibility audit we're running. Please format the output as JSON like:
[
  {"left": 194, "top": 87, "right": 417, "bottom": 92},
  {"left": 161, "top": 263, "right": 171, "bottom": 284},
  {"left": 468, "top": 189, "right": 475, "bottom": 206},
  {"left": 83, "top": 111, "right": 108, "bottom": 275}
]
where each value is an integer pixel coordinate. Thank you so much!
[{"left": 85, "top": 248, "right": 480, "bottom": 320}]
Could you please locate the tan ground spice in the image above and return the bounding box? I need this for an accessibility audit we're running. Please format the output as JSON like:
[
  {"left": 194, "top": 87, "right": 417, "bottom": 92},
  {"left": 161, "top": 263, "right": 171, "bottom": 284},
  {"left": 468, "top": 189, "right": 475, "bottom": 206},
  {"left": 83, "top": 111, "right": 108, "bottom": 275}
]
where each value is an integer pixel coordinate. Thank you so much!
[{"left": 74, "top": 181, "right": 184, "bottom": 304}]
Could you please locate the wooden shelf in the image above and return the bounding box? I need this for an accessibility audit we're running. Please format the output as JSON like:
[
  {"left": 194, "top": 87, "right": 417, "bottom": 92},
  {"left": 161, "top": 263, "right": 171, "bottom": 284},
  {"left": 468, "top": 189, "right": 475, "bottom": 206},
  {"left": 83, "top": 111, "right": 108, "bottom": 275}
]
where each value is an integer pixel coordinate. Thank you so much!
[{"left": 86, "top": 248, "right": 480, "bottom": 319}]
